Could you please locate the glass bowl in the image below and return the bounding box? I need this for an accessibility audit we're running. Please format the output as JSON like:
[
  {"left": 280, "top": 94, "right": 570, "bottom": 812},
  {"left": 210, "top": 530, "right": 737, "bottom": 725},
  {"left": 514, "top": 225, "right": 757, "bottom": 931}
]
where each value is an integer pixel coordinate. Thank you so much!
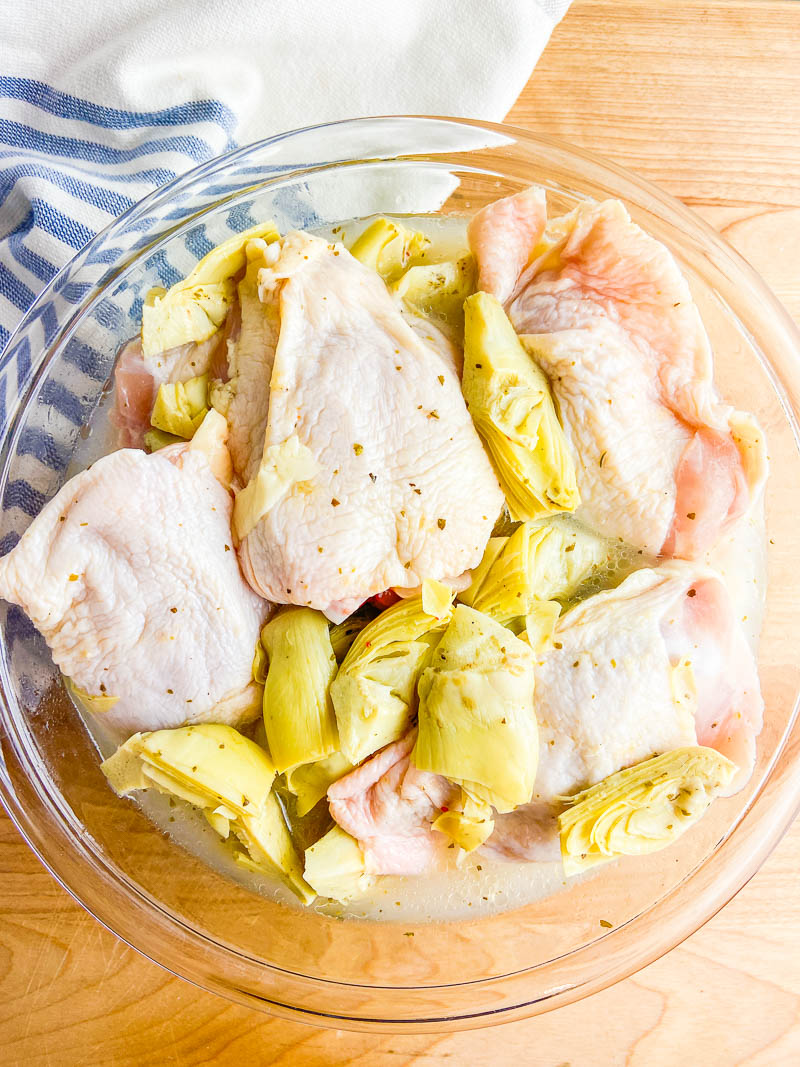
[{"left": 1, "top": 117, "right": 799, "bottom": 1033}]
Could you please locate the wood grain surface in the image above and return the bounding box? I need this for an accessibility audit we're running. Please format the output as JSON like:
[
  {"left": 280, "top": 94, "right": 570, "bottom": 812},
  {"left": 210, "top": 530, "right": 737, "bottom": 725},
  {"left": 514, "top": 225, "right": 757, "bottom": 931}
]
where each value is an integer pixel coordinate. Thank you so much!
[{"left": 2, "top": 2, "right": 800, "bottom": 1063}]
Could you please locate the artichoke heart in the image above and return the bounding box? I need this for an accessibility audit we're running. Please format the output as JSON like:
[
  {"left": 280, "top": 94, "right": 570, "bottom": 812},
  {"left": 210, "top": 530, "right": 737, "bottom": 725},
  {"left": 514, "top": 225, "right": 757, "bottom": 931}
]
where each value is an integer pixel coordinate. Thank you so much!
[
  {"left": 188, "top": 408, "right": 234, "bottom": 488},
  {"left": 285, "top": 751, "right": 354, "bottom": 818},
  {"left": 261, "top": 607, "right": 339, "bottom": 775},
  {"left": 460, "top": 518, "right": 609, "bottom": 625},
  {"left": 65, "top": 677, "right": 120, "bottom": 715},
  {"left": 150, "top": 373, "right": 209, "bottom": 440},
  {"left": 141, "top": 221, "right": 279, "bottom": 357},
  {"left": 558, "top": 746, "right": 738, "bottom": 876},
  {"left": 143, "top": 428, "right": 182, "bottom": 453},
  {"left": 330, "top": 592, "right": 454, "bottom": 765},
  {"left": 391, "top": 255, "right": 476, "bottom": 339},
  {"left": 252, "top": 639, "right": 268, "bottom": 685},
  {"left": 101, "top": 723, "right": 314, "bottom": 902},
  {"left": 329, "top": 607, "right": 375, "bottom": 662},
  {"left": 432, "top": 790, "right": 495, "bottom": 853},
  {"left": 304, "top": 825, "right": 374, "bottom": 903},
  {"left": 233, "top": 435, "right": 319, "bottom": 541},
  {"left": 413, "top": 604, "right": 538, "bottom": 813},
  {"left": 462, "top": 291, "right": 580, "bottom": 520},
  {"left": 348, "top": 217, "right": 430, "bottom": 284}
]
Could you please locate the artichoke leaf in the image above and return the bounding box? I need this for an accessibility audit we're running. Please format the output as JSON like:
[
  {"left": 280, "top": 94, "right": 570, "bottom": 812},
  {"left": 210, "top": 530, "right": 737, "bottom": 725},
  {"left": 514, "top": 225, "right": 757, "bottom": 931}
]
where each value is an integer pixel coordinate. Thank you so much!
[
  {"left": 460, "top": 518, "right": 609, "bottom": 625},
  {"left": 101, "top": 724, "right": 313, "bottom": 902},
  {"left": 188, "top": 408, "right": 233, "bottom": 488},
  {"left": 285, "top": 751, "right": 354, "bottom": 818},
  {"left": 391, "top": 255, "right": 476, "bottom": 339},
  {"left": 329, "top": 607, "right": 375, "bottom": 662},
  {"left": 348, "top": 217, "right": 430, "bottom": 284},
  {"left": 233, "top": 793, "right": 315, "bottom": 903},
  {"left": 432, "top": 789, "right": 495, "bottom": 853},
  {"left": 261, "top": 607, "right": 339, "bottom": 774},
  {"left": 150, "top": 373, "right": 209, "bottom": 440},
  {"left": 462, "top": 291, "right": 580, "bottom": 520},
  {"left": 252, "top": 640, "right": 268, "bottom": 685},
  {"left": 330, "top": 593, "right": 454, "bottom": 764},
  {"left": 421, "top": 578, "right": 455, "bottom": 620},
  {"left": 523, "top": 600, "right": 562, "bottom": 654},
  {"left": 65, "top": 676, "right": 120, "bottom": 715},
  {"left": 304, "top": 825, "right": 374, "bottom": 903},
  {"left": 141, "top": 221, "right": 279, "bottom": 357},
  {"left": 558, "top": 746, "right": 738, "bottom": 876},
  {"left": 413, "top": 605, "right": 538, "bottom": 813},
  {"left": 233, "top": 435, "right": 318, "bottom": 540},
  {"left": 143, "top": 428, "right": 182, "bottom": 453}
]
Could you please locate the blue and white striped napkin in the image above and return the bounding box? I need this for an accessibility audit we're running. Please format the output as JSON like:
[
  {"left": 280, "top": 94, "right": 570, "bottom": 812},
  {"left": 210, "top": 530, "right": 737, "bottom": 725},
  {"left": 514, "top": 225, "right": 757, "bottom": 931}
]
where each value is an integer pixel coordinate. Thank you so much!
[{"left": 0, "top": 0, "right": 571, "bottom": 352}]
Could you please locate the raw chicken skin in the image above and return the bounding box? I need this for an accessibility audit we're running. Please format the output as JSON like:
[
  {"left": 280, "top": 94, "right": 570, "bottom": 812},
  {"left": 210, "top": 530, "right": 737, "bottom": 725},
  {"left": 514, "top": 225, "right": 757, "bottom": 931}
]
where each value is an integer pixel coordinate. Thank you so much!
[
  {"left": 467, "top": 186, "right": 547, "bottom": 304},
  {"left": 485, "top": 560, "right": 762, "bottom": 861},
  {"left": 225, "top": 248, "right": 280, "bottom": 483},
  {"left": 469, "top": 191, "right": 767, "bottom": 558},
  {"left": 662, "top": 570, "right": 763, "bottom": 778},
  {"left": 327, "top": 731, "right": 458, "bottom": 875},
  {"left": 0, "top": 447, "right": 266, "bottom": 737},
  {"left": 237, "top": 232, "right": 504, "bottom": 621},
  {"left": 522, "top": 322, "right": 692, "bottom": 552}
]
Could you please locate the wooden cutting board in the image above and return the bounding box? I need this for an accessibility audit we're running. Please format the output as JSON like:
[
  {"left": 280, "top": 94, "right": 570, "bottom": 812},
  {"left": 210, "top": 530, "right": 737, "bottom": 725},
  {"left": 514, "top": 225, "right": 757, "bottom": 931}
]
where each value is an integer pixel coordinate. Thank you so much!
[{"left": 1, "top": 2, "right": 799, "bottom": 1063}]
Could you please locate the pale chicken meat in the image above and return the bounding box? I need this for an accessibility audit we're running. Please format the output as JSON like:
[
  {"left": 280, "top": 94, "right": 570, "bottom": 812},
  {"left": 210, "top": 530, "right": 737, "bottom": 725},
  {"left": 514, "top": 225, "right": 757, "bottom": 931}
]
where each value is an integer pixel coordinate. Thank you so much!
[
  {"left": 522, "top": 322, "right": 693, "bottom": 552},
  {"left": 223, "top": 246, "right": 280, "bottom": 483},
  {"left": 468, "top": 191, "right": 767, "bottom": 558},
  {"left": 467, "top": 185, "right": 546, "bottom": 304},
  {"left": 236, "top": 232, "right": 504, "bottom": 621},
  {"left": 327, "top": 731, "right": 458, "bottom": 875},
  {"left": 484, "top": 560, "right": 763, "bottom": 861},
  {"left": 0, "top": 444, "right": 266, "bottom": 737}
]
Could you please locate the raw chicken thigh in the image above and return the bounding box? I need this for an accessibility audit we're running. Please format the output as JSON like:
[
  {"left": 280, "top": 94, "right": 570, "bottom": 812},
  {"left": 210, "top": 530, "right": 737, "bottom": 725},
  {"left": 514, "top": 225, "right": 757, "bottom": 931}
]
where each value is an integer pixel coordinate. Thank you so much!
[
  {"left": 468, "top": 191, "right": 767, "bottom": 557},
  {"left": 0, "top": 443, "right": 266, "bottom": 737},
  {"left": 485, "top": 559, "right": 763, "bottom": 861},
  {"left": 328, "top": 731, "right": 458, "bottom": 875},
  {"left": 234, "top": 231, "right": 504, "bottom": 621}
]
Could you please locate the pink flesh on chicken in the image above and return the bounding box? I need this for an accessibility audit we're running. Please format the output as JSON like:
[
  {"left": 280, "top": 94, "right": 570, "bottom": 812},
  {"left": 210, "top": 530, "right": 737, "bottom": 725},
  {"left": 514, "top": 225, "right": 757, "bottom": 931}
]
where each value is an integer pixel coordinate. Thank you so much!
[
  {"left": 661, "top": 573, "right": 763, "bottom": 786},
  {"left": 327, "top": 732, "right": 458, "bottom": 875},
  {"left": 469, "top": 190, "right": 767, "bottom": 559},
  {"left": 111, "top": 339, "right": 158, "bottom": 448},
  {"left": 662, "top": 427, "right": 751, "bottom": 557},
  {"left": 467, "top": 186, "right": 547, "bottom": 304}
]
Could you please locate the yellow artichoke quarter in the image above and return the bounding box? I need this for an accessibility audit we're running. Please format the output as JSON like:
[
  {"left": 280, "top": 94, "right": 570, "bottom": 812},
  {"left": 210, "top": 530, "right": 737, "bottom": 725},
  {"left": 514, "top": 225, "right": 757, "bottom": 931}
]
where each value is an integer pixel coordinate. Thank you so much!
[
  {"left": 413, "top": 604, "right": 538, "bottom": 813},
  {"left": 558, "top": 746, "right": 737, "bottom": 876},
  {"left": 462, "top": 291, "right": 580, "bottom": 521}
]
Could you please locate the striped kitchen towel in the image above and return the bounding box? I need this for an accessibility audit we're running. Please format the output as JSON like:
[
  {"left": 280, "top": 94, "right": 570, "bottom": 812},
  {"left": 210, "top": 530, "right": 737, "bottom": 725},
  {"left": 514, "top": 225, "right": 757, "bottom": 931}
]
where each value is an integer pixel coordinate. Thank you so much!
[{"left": 0, "top": 0, "right": 570, "bottom": 352}]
